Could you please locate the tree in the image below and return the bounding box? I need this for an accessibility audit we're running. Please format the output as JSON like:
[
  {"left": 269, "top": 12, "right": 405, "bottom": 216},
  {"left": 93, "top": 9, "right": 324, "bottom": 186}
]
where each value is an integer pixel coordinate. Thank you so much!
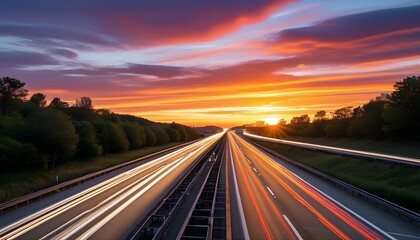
[
  {"left": 29, "top": 93, "right": 47, "bottom": 107},
  {"left": 314, "top": 110, "right": 327, "bottom": 121},
  {"left": 165, "top": 127, "right": 181, "bottom": 142},
  {"left": 0, "top": 77, "right": 28, "bottom": 114},
  {"left": 121, "top": 121, "right": 146, "bottom": 149},
  {"left": 185, "top": 126, "right": 199, "bottom": 141},
  {"left": 331, "top": 106, "right": 353, "bottom": 119},
  {"left": 290, "top": 115, "right": 310, "bottom": 124},
  {"left": 171, "top": 123, "right": 188, "bottom": 142},
  {"left": 277, "top": 118, "right": 287, "bottom": 126},
  {"left": 383, "top": 76, "right": 420, "bottom": 139},
  {"left": 143, "top": 126, "right": 157, "bottom": 146},
  {"left": 151, "top": 126, "right": 170, "bottom": 145},
  {"left": 94, "top": 121, "right": 129, "bottom": 153},
  {"left": 48, "top": 97, "right": 69, "bottom": 108},
  {"left": 74, "top": 96, "right": 93, "bottom": 109},
  {"left": 31, "top": 108, "right": 79, "bottom": 168},
  {"left": 74, "top": 121, "right": 103, "bottom": 158}
]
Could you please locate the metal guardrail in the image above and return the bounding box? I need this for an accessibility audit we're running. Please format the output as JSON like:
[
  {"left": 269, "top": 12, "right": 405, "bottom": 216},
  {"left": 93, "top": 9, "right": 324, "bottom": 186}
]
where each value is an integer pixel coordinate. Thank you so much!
[
  {"left": 248, "top": 140, "right": 420, "bottom": 225},
  {"left": 0, "top": 141, "right": 198, "bottom": 215},
  {"left": 244, "top": 132, "right": 420, "bottom": 168}
]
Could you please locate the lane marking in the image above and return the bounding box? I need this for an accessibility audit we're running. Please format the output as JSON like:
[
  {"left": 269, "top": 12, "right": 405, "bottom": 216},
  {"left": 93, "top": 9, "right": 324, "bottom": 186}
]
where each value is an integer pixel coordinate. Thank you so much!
[
  {"left": 289, "top": 172, "right": 397, "bottom": 240},
  {"left": 266, "top": 186, "right": 276, "bottom": 198},
  {"left": 228, "top": 138, "right": 250, "bottom": 240},
  {"left": 283, "top": 215, "right": 304, "bottom": 240},
  {"left": 253, "top": 167, "right": 258, "bottom": 173}
]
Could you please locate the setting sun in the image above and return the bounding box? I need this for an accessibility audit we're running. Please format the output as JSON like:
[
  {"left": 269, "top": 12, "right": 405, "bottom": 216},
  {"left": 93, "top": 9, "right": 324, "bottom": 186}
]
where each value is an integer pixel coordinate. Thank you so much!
[{"left": 265, "top": 117, "right": 280, "bottom": 125}]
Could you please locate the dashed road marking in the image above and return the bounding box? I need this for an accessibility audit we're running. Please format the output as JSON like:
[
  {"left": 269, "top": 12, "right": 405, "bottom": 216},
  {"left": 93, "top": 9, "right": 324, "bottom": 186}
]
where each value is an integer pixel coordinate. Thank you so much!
[{"left": 283, "top": 214, "right": 304, "bottom": 240}]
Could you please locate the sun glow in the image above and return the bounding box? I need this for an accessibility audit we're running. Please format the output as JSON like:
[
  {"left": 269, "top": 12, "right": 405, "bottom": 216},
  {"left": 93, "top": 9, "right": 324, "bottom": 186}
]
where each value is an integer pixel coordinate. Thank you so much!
[{"left": 265, "top": 117, "right": 280, "bottom": 125}]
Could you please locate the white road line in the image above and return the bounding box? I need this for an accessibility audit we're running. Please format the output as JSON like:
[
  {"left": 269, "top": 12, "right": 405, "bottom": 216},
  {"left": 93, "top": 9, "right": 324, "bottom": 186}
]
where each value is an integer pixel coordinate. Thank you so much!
[
  {"left": 247, "top": 159, "right": 251, "bottom": 165},
  {"left": 253, "top": 167, "right": 258, "bottom": 173},
  {"left": 266, "top": 186, "right": 275, "bottom": 197},
  {"left": 283, "top": 214, "right": 304, "bottom": 240},
  {"left": 288, "top": 171, "right": 397, "bottom": 240},
  {"left": 229, "top": 140, "right": 250, "bottom": 240}
]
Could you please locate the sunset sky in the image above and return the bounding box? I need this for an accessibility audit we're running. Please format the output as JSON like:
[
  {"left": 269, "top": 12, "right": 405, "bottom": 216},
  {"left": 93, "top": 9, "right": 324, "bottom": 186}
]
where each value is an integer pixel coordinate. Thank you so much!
[{"left": 1, "top": 0, "right": 419, "bottom": 127}]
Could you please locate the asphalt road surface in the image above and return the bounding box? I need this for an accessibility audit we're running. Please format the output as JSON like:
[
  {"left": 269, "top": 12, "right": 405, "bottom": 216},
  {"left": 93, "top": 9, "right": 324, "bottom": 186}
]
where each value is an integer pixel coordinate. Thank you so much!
[
  {"left": 226, "top": 131, "right": 420, "bottom": 240},
  {"left": 0, "top": 133, "right": 223, "bottom": 240}
]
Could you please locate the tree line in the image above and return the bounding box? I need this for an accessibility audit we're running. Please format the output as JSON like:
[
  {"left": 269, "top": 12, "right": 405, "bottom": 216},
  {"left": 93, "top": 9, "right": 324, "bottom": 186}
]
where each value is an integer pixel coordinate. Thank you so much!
[
  {"left": 247, "top": 76, "right": 420, "bottom": 141},
  {"left": 0, "top": 77, "right": 199, "bottom": 172}
]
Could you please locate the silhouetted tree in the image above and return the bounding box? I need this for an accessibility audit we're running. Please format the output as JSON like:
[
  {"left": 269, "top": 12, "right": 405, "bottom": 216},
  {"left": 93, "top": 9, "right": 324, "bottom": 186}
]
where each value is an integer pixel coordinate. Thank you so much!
[
  {"left": 29, "top": 93, "right": 47, "bottom": 107},
  {"left": 0, "top": 77, "right": 28, "bottom": 114},
  {"left": 331, "top": 106, "right": 353, "bottom": 120},
  {"left": 48, "top": 97, "right": 69, "bottom": 108},
  {"left": 291, "top": 115, "right": 310, "bottom": 124},
  {"left": 277, "top": 118, "right": 287, "bottom": 126},
  {"left": 383, "top": 76, "right": 420, "bottom": 139},
  {"left": 74, "top": 96, "right": 93, "bottom": 109},
  {"left": 314, "top": 110, "right": 328, "bottom": 121}
]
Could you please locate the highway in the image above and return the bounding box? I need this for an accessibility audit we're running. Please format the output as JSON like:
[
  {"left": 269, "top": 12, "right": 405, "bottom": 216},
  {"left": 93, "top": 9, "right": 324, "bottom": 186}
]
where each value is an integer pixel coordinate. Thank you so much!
[
  {"left": 226, "top": 131, "right": 412, "bottom": 240},
  {"left": 244, "top": 132, "right": 420, "bottom": 166},
  {"left": 1, "top": 131, "right": 419, "bottom": 240},
  {"left": 0, "top": 133, "right": 223, "bottom": 240}
]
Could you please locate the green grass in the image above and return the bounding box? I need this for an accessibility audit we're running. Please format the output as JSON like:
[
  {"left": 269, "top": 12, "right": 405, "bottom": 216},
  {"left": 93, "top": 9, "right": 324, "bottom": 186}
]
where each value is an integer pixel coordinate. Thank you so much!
[
  {"left": 0, "top": 143, "right": 180, "bottom": 203},
  {"left": 253, "top": 140, "right": 420, "bottom": 213},
  {"left": 283, "top": 136, "right": 420, "bottom": 158}
]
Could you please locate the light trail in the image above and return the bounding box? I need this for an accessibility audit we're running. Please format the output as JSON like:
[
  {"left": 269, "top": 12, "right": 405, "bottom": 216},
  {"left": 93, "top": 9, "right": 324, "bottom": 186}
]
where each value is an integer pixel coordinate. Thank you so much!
[
  {"left": 0, "top": 133, "right": 223, "bottom": 240},
  {"left": 244, "top": 132, "right": 420, "bottom": 165},
  {"left": 228, "top": 132, "right": 296, "bottom": 240},
  {"left": 233, "top": 133, "right": 386, "bottom": 240}
]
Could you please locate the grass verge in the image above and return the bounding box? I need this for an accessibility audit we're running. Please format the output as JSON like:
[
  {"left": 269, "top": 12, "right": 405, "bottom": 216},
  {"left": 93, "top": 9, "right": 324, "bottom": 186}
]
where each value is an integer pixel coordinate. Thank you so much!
[
  {"left": 283, "top": 136, "right": 420, "bottom": 158},
  {"left": 252, "top": 140, "right": 420, "bottom": 213},
  {"left": 0, "top": 143, "right": 181, "bottom": 204}
]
